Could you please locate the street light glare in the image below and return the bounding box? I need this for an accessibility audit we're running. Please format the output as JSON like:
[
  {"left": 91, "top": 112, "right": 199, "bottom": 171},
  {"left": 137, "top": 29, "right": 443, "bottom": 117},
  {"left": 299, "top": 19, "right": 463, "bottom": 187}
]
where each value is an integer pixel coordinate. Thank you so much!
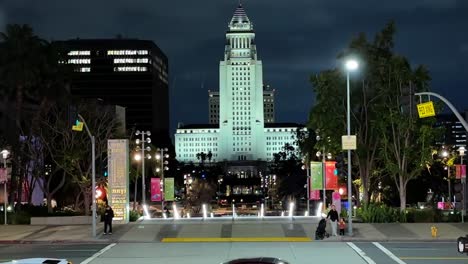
[
  {"left": 345, "top": 59, "right": 359, "bottom": 71},
  {"left": 134, "top": 154, "right": 142, "bottom": 161}
]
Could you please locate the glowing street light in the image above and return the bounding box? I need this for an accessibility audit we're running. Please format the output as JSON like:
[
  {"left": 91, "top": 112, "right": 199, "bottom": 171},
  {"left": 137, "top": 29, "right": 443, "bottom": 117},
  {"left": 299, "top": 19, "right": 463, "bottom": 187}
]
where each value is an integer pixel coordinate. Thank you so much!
[{"left": 344, "top": 58, "right": 359, "bottom": 236}]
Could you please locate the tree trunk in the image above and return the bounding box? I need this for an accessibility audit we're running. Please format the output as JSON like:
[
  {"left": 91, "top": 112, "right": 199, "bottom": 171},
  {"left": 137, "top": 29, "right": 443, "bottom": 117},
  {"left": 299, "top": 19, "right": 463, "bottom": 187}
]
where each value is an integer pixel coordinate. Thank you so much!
[
  {"left": 133, "top": 178, "right": 138, "bottom": 211},
  {"left": 83, "top": 188, "right": 90, "bottom": 215},
  {"left": 46, "top": 194, "right": 53, "bottom": 214},
  {"left": 399, "top": 176, "right": 406, "bottom": 211}
]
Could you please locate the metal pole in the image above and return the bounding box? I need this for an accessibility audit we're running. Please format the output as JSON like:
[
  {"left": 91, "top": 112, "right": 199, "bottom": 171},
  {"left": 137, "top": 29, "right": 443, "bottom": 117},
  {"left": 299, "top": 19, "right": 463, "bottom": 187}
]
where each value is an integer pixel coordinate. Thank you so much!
[
  {"left": 3, "top": 158, "right": 7, "bottom": 225},
  {"left": 346, "top": 71, "right": 353, "bottom": 236},
  {"left": 306, "top": 165, "right": 310, "bottom": 214},
  {"left": 141, "top": 133, "right": 146, "bottom": 206},
  {"left": 448, "top": 167, "right": 451, "bottom": 202},
  {"left": 462, "top": 156, "right": 465, "bottom": 223},
  {"left": 78, "top": 114, "right": 96, "bottom": 237},
  {"left": 161, "top": 149, "right": 165, "bottom": 212},
  {"left": 91, "top": 136, "right": 96, "bottom": 238},
  {"left": 322, "top": 147, "right": 326, "bottom": 212}
]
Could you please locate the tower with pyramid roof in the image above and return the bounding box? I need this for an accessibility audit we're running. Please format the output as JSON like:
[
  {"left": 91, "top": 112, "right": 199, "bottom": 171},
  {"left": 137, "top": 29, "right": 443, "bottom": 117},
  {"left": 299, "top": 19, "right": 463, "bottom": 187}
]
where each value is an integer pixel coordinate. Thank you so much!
[{"left": 218, "top": 4, "right": 266, "bottom": 161}]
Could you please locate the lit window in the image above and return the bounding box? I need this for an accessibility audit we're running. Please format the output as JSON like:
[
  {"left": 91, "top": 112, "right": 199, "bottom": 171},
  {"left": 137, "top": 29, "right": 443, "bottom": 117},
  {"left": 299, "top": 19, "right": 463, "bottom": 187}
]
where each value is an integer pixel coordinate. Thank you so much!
[
  {"left": 114, "top": 66, "right": 148, "bottom": 72},
  {"left": 68, "top": 58, "right": 91, "bottom": 64},
  {"left": 68, "top": 50, "right": 91, "bottom": 56}
]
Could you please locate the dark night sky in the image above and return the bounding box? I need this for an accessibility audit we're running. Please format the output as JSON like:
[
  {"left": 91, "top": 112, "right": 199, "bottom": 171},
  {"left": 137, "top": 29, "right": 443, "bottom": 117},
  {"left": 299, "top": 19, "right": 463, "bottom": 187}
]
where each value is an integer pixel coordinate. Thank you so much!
[{"left": 2, "top": 1, "right": 468, "bottom": 135}]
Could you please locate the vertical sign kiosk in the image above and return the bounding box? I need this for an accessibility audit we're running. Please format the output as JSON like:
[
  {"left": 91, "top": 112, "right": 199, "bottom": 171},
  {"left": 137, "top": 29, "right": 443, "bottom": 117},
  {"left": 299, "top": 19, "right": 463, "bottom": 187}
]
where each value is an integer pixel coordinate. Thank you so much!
[{"left": 108, "top": 139, "right": 130, "bottom": 224}]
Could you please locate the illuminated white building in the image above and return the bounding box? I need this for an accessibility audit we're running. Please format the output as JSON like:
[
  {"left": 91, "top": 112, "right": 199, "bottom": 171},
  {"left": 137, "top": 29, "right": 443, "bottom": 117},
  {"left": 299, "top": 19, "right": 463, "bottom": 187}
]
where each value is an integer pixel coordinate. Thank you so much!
[{"left": 175, "top": 4, "right": 304, "bottom": 163}]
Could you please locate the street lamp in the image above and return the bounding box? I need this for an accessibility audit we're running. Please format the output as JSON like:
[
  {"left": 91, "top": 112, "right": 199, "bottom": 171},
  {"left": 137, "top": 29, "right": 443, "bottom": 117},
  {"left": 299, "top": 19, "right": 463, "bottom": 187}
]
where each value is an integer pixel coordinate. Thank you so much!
[
  {"left": 135, "top": 130, "right": 151, "bottom": 207},
  {"left": 459, "top": 146, "right": 466, "bottom": 223},
  {"left": 1, "top": 149, "right": 9, "bottom": 225},
  {"left": 345, "top": 58, "right": 359, "bottom": 236},
  {"left": 156, "top": 148, "right": 169, "bottom": 214}
]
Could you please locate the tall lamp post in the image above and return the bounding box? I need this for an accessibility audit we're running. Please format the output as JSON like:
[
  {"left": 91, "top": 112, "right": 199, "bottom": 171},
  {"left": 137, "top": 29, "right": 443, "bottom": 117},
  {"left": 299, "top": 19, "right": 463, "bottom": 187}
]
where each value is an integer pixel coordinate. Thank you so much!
[
  {"left": 135, "top": 130, "right": 151, "bottom": 206},
  {"left": 156, "top": 148, "right": 169, "bottom": 213},
  {"left": 1, "top": 149, "right": 9, "bottom": 225},
  {"left": 345, "top": 59, "right": 358, "bottom": 236},
  {"left": 459, "top": 146, "right": 466, "bottom": 223}
]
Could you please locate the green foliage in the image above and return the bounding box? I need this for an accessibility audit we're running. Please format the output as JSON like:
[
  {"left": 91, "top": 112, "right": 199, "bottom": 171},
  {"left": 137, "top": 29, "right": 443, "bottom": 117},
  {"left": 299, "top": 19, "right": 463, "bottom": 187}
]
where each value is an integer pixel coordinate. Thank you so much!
[
  {"left": 405, "top": 208, "right": 436, "bottom": 222},
  {"left": 129, "top": 210, "right": 141, "bottom": 222},
  {"left": 357, "top": 203, "right": 406, "bottom": 223}
]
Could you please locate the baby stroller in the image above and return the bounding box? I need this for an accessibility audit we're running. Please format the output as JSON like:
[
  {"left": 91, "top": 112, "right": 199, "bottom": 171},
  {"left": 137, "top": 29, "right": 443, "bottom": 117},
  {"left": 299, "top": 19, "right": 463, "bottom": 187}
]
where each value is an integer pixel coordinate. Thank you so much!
[{"left": 315, "top": 219, "right": 329, "bottom": 240}]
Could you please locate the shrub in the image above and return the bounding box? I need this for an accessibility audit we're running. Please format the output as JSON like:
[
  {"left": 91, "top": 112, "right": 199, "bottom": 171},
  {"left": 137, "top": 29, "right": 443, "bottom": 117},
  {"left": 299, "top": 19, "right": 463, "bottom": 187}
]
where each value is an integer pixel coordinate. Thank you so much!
[
  {"left": 10, "top": 211, "right": 31, "bottom": 225},
  {"left": 357, "top": 203, "right": 405, "bottom": 223},
  {"left": 129, "top": 210, "right": 141, "bottom": 222}
]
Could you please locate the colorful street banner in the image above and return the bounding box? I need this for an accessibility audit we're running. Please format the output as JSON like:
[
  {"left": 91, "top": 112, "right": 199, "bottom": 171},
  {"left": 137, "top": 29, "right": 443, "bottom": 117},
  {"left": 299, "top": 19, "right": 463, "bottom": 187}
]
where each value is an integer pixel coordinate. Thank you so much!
[
  {"left": 325, "top": 161, "right": 338, "bottom": 190},
  {"left": 164, "top": 178, "right": 174, "bottom": 202},
  {"left": 310, "top": 161, "right": 323, "bottom": 190},
  {"left": 310, "top": 189, "right": 321, "bottom": 200},
  {"left": 456, "top": 165, "right": 462, "bottom": 179},
  {"left": 308, "top": 178, "right": 321, "bottom": 200},
  {"left": 151, "top": 178, "right": 162, "bottom": 202}
]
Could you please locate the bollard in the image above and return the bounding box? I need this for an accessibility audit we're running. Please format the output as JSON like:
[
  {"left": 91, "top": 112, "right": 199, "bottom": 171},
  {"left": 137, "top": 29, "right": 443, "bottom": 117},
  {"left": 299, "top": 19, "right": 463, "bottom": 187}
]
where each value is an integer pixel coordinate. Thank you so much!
[{"left": 431, "top": 225, "right": 438, "bottom": 238}]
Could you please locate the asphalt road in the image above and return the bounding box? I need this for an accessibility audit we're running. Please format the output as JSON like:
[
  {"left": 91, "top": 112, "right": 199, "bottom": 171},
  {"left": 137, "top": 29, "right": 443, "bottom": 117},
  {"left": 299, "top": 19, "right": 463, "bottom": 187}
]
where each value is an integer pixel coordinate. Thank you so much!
[
  {"left": 0, "top": 243, "right": 109, "bottom": 264},
  {"left": 362, "top": 241, "right": 468, "bottom": 264},
  {"left": 0, "top": 241, "right": 466, "bottom": 264}
]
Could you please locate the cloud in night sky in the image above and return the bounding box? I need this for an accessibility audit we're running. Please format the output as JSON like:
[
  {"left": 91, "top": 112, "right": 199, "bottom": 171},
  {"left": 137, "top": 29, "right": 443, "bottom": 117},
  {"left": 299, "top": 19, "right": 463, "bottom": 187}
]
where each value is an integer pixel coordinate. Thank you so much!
[{"left": 3, "top": 0, "right": 468, "bottom": 134}]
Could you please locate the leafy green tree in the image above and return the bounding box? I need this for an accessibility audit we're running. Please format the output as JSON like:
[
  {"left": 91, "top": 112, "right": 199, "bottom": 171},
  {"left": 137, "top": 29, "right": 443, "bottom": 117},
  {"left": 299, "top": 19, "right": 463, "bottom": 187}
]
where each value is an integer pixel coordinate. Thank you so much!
[
  {"left": 376, "top": 57, "right": 437, "bottom": 210},
  {"left": 269, "top": 143, "right": 306, "bottom": 207},
  {"left": 308, "top": 22, "right": 437, "bottom": 207},
  {"left": 0, "top": 24, "right": 70, "bottom": 206}
]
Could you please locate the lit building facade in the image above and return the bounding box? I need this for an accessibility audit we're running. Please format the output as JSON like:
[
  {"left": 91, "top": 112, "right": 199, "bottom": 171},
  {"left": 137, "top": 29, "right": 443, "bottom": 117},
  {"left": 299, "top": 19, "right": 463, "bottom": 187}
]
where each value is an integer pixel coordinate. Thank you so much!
[
  {"left": 54, "top": 39, "right": 171, "bottom": 146},
  {"left": 175, "top": 5, "right": 304, "bottom": 164},
  {"left": 209, "top": 85, "right": 275, "bottom": 125}
]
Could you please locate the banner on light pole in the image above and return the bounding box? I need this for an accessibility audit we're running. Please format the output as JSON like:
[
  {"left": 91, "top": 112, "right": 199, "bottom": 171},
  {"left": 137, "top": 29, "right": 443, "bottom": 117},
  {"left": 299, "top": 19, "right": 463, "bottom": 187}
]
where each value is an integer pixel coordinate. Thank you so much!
[
  {"left": 151, "top": 178, "right": 161, "bottom": 202},
  {"left": 310, "top": 161, "right": 323, "bottom": 189},
  {"left": 164, "top": 178, "right": 174, "bottom": 201}
]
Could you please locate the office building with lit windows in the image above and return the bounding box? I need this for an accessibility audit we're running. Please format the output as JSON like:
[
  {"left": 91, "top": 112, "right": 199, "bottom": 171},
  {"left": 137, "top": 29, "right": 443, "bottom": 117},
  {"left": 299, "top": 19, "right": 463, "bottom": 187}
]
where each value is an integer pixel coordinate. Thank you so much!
[
  {"left": 175, "top": 5, "right": 304, "bottom": 162},
  {"left": 174, "top": 4, "right": 304, "bottom": 202},
  {"left": 209, "top": 85, "right": 275, "bottom": 125},
  {"left": 54, "top": 39, "right": 170, "bottom": 146}
]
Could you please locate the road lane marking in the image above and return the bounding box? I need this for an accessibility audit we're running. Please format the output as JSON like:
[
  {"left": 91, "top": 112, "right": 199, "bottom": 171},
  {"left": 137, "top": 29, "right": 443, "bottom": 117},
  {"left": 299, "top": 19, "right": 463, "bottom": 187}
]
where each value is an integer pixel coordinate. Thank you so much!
[
  {"left": 56, "top": 249, "right": 100, "bottom": 252},
  {"left": 80, "top": 243, "right": 116, "bottom": 264},
  {"left": 162, "top": 237, "right": 312, "bottom": 243},
  {"left": 347, "top": 242, "right": 376, "bottom": 264},
  {"left": 400, "top": 257, "right": 468, "bottom": 260},
  {"left": 373, "top": 242, "right": 407, "bottom": 264}
]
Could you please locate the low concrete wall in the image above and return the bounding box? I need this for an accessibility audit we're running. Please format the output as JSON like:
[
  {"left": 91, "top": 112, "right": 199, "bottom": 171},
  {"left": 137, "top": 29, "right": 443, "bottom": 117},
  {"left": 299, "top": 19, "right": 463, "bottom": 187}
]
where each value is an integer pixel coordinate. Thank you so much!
[{"left": 30, "top": 216, "right": 93, "bottom": 225}]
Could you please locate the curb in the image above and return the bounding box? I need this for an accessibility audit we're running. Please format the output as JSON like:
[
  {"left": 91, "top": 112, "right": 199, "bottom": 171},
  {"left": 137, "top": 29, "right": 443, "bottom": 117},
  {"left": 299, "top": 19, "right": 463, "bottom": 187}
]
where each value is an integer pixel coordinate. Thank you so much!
[{"left": 0, "top": 239, "right": 110, "bottom": 244}]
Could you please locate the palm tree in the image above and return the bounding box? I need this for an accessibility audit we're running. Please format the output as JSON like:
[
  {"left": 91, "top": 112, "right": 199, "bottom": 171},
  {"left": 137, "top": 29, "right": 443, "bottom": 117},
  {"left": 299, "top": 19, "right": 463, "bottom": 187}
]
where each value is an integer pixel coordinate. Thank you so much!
[
  {"left": 0, "top": 24, "right": 49, "bottom": 205},
  {"left": 0, "top": 24, "right": 46, "bottom": 129}
]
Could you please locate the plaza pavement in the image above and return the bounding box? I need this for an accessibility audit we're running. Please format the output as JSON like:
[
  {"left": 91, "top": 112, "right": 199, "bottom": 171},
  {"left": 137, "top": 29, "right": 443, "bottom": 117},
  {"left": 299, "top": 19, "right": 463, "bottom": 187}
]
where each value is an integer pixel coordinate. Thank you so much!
[{"left": 0, "top": 217, "right": 467, "bottom": 243}]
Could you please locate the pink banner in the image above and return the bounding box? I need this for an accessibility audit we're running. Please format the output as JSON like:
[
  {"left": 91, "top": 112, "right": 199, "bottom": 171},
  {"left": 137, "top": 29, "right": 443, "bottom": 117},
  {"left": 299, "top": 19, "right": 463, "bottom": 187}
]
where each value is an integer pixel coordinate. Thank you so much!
[
  {"left": 151, "top": 178, "right": 162, "bottom": 202},
  {"left": 325, "top": 161, "right": 338, "bottom": 190},
  {"left": 309, "top": 177, "right": 321, "bottom": 200}
]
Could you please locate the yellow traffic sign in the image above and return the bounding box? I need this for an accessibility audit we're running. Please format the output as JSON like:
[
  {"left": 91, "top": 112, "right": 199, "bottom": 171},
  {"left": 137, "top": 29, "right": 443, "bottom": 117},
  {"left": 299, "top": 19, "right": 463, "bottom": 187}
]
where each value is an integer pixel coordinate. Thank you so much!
[
  {"left": 72, "top": 121, "right": 84, "bottom": 131},
  {"left": 417, "top": 101, "right": 436, "bottom": 118}
]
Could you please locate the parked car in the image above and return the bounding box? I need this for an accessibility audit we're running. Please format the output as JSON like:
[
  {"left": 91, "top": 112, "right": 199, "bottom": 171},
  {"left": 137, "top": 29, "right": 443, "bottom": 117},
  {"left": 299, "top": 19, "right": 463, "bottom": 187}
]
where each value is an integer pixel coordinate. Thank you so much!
[
  {"left": 222, "top": 257, "right": 289, "bottom": 264},
  {"left": 0, "top": 258, "right": 72, "bottom": 264}
]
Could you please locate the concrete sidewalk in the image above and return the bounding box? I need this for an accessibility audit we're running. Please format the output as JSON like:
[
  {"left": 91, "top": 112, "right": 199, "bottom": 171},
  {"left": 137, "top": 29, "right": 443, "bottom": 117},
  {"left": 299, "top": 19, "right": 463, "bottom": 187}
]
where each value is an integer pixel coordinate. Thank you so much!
[{"left": 0, "top": 219, "right": 467, "bottom": 243}]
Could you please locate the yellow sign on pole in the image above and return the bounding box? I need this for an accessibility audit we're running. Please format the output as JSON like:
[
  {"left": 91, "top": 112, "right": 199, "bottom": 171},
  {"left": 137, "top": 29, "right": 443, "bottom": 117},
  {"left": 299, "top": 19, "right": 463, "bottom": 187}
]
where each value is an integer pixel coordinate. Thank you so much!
[
  {"left": 417, "top": 101, "right": 436, "bottom": 118},
  {"left": 72, "top": 121, "right": 84, "bottom": 131}
]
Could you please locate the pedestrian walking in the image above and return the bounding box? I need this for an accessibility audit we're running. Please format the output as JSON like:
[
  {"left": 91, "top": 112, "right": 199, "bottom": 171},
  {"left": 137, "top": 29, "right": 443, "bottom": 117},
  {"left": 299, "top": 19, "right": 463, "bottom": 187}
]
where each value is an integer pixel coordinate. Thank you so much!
[
  {"left": 326, "top": 204, "right": 339, "bottom": 236},
  {"left": 339, "top": 217, "right": 346, "bottom": 236},
  {"left": 103, "top": 205, "right": 114, "bottom": 235}
]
